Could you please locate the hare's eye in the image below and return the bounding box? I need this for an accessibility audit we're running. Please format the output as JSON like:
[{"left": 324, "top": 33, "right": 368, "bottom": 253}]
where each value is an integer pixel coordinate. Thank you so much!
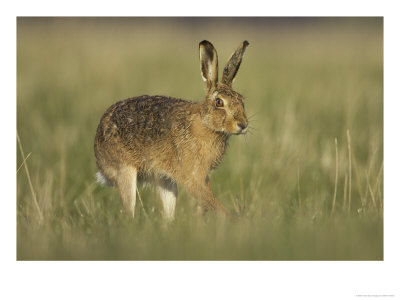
[{"left": 216, "top": 98, "right": 224, "bottom": 108}]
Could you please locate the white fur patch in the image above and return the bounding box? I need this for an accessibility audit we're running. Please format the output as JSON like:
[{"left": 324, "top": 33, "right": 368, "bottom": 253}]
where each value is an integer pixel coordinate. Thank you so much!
[
  {"left": 157, "top": 184, "right": 177, "bottom": 221},
  {"left": 96, "top": 171, "right": 110, "bottom": 186}
]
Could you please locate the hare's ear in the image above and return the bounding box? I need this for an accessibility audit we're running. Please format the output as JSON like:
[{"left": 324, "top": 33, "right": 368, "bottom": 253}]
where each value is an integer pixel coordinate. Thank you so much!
[
  {"left": 199, "top": 40, "right": 218, "bottom": 92},
  {"left": 221, "top": 40, "right": 249, "bottom": 86}
]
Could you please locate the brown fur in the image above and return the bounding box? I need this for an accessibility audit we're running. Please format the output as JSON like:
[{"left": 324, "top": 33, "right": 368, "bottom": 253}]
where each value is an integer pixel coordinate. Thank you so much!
[{"left": 94, "top": 40, "right": 249, "bottom": 219}]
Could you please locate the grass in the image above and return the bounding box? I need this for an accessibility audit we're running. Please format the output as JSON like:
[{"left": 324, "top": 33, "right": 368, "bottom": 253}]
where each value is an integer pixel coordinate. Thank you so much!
[{"left": 17, "top": 17, "right": 383, "bottom": 260}]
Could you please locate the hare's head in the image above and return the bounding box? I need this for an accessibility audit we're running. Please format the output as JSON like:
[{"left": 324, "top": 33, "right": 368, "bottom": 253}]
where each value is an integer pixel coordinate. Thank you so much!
[{"left": 199, "top": 40, "right": 249, "bottom": 135}]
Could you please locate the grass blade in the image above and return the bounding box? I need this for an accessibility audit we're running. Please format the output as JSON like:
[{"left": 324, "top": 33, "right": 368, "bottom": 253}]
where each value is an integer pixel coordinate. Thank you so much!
[{"left": 17, "top": 131, "right": 43, "bottom": 223}]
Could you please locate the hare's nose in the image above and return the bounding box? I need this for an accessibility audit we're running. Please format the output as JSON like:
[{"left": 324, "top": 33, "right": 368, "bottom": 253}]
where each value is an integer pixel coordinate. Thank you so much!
[{"left": 238, "top": 123, "right": 247, "bottom": 131}]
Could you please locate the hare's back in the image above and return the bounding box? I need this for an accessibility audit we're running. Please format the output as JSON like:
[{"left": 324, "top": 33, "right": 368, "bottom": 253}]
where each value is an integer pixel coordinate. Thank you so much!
[{"left": 98, "top": 95, "right": 191, "bottom": 145}]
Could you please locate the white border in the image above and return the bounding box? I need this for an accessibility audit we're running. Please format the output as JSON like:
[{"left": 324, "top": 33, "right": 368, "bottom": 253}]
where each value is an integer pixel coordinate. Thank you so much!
[{"left": 2, "top": 1, "right": 399, "bottom": 299}]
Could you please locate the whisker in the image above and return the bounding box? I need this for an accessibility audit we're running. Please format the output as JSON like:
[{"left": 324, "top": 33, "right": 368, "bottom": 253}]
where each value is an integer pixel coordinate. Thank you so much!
[
  {"left": 248, "top": 126, "right": 258, "bottom": 131},
  {"left": 246, "top": 129, "right": 255, "bottom": 136},
  {"left": 247, "top": 116, "right": 258, "bottom": 122},
  {"left": 247, "top": 112, "right": 259, "bottom": 119}
]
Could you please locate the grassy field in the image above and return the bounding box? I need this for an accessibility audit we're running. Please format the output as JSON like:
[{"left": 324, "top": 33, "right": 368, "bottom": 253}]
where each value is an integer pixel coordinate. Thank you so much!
[{"left": 17, "top": 17, "right": 383, "bottom": 260}]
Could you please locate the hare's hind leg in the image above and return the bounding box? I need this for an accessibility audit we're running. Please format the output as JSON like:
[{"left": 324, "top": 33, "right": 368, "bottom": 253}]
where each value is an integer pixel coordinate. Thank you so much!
[
  {"left": 156, "top": 178, "right": 177, "bottom": 220},
  {"left": 117, "top": 166, "right": 137, "bottom": 218}
]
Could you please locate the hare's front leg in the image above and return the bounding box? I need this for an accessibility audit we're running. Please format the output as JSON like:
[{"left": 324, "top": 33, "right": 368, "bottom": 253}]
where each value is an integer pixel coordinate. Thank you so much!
[
  {"left": 156, "top": 178, "right": 177, "bottom": 220},
  {"left": 185, "top": 176, "right": 231, "bottom": 218},
  {"left": 116, "top": 166, "right": 137, "bottom": 218}
]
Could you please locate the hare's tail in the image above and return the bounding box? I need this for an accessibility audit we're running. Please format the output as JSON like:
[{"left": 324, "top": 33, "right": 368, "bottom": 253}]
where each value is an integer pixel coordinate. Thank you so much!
[{"left": 96, "top": 171, "right": 111, "bottom": 186}]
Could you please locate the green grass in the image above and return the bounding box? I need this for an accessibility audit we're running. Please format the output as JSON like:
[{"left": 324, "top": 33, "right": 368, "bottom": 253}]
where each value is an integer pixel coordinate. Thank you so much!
[{"left": 17, "top": 17, "right": 383, "bottom": 260}]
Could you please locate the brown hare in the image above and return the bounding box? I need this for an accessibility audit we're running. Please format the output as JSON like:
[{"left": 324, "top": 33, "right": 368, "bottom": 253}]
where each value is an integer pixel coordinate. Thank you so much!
[{"left": 94, "top": 40, "right": 249, "bottom": 220}]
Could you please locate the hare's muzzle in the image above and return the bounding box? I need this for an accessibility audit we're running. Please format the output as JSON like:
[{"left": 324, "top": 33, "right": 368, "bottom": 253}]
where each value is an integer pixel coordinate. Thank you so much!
[{"left": 236, "top": 122, "right": 248, "bottom": 134}]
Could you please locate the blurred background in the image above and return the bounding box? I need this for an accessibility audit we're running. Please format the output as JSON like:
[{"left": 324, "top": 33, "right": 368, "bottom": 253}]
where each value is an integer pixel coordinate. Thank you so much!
[{"left": 17, "top": 17, "right": 383, "bottom": 260}]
